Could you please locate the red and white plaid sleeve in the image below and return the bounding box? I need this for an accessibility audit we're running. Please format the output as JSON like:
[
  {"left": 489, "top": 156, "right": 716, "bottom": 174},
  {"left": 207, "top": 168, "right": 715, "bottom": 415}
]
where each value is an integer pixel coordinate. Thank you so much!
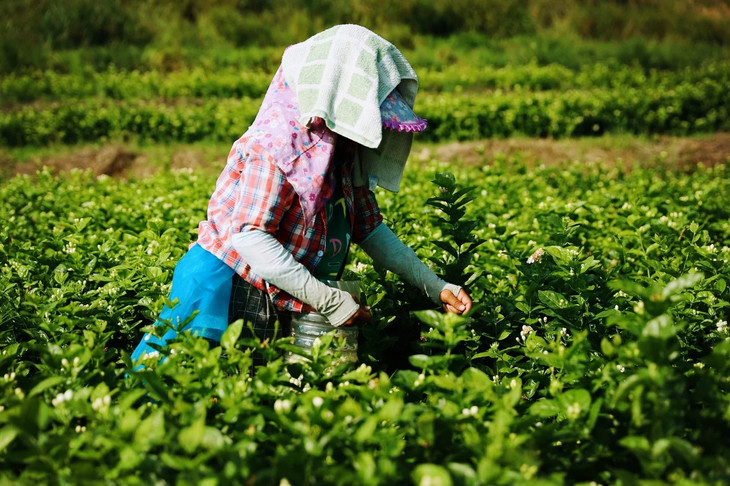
[
  {"left": 197, "top": 141, "right": 297, "bottom": 270},
  {"left": 231, "top": 144, "right": 296, "bottom": 235}
]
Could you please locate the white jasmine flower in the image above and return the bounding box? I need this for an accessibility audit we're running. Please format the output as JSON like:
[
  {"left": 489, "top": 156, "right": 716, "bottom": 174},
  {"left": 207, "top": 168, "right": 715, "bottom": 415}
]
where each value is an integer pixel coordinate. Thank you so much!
[
  {"left": 461, "top": 406, "right": 478, "bottom": 416},
  {"left": 566, "top": 403, "right": 581, "bottom": 420},
  {"left": 52, "top": 389, "right": 73, "bottom": 407},
  {"left": 414, "top": 373, "right": 425, "bottom": 388},
  {"left": 717, "top": 320, "right": 728, "bottom": 333},
  {"left": 526, "top": 248, "right": 544, "bottom": 264},
  {"left": 274, "top": 399, "right": 292, "bottom": 414},
  {"left": 519, "top": 325, "right": 534, "bottom": 342}
]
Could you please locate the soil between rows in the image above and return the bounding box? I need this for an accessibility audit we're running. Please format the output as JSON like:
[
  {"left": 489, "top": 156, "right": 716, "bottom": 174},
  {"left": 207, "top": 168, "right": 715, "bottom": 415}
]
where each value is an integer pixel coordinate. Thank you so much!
[{"left": 2, "top": 133, "right": 729, "bottom": 180}]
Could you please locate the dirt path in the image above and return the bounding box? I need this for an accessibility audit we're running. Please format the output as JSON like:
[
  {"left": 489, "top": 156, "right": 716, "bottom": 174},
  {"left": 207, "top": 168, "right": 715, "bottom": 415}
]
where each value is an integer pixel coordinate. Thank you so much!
[
  {"left": 3, "top": 133, "right": 729, "bottom": 180},
  {"left": 416, "top": 133, "right": 730, "bottom": 171}
]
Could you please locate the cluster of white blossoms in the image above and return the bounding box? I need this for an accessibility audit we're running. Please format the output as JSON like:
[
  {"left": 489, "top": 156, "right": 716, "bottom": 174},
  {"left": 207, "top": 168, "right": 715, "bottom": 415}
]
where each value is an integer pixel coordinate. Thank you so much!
[
  {"left": 413, "top": 373, "right": 426, "bottom": 388},
  {"left": 526, "top": 248, "right": 544, "bottom": 264},
  {"left": 717, "top": 320, "right": 728, "bottom": 334},
  {"left": 518, "top": 325, "right": 534, "bottom": 343},
  {"left": 566, "top": 402, "right": 582, "bottom": 420},
  {"left": 52, "top": 389, "right": 74, "bottom": 407},
  {"left": 146, "top": 239, "right": 160, "bottom": 255},
  {"left": 274, "top": 399, "right": 292, "bottom": 414},
  {"left": 461, "top": 405, "right": 479, "bottom": 416},
  {"left": 92, "top": 395, "right": 111, "bottom": 412}
]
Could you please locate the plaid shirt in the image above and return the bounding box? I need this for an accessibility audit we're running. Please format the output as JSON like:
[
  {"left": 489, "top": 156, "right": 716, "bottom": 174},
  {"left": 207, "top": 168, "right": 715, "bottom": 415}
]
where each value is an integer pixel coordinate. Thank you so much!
[{"left": 196, "top": 139, "right": 382, "bottom": 312}]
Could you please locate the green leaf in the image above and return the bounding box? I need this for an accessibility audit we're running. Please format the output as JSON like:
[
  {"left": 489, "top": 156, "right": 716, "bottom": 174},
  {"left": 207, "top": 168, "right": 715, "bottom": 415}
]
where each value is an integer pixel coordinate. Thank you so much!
[
  {"left": 409, "top": 354, "right": 431, "bottom": 369},
  {"left": 611, "top": 374, "right": 643, "bottom": 407},
  {"left": 413, "top": 309, "right": 459, "bottom": 331},
  {"left": 134, "top": 409, "right": 165, "bottom": 448},
  {"left": 669, "top": 437, "right": 699, "bottom": 464},
  {"left": 515, "top": 301, "right": 531, "bottom": 314},
  {"left": 600, "top": 337, "right": 615, "bottom": 356},
  {"left": 0, "top": 426, "right": 19, "bottom": 452},
  {"left": 460, "top": 368, "right": 491, "bottom": 392},
  {"left": 586, "top": 398, "right": 603, "bottom": 431},
  {"left": 529, "top": 399, "right": 561, "bottom": 418},
  {"left": 558, "top": 388, "right": 591, "bottom": 419},
  {"left": 355, "top": 416, "right": 379, "bottom": 444},
  {"left": 117, "top": 389, "right": 148, "bottom": 411},
  {"left": 221, "top": 319, "right": 243, "bottom": 351},
  {"left": 661, "top": 272, "right": 703, "bottom": 299},
  {"left": 619, "top": 435, "right": 650, "bottom": 454},
  {"left": 378, "top": 397, "right": 404, "bottom": 421},
  {"left": 608, "top": 279, "right": 647, "bottom": 298},
  {"left": 642, "top": 314, "right": 676, "bottom": 339},
  {"left": 412, "top": 464, "right": 453, "bottom": 486},
  {"left": 433, "top": 240, "right": 459, "bottom": 257},
  {"left": 28, "top": 376, "right": 65, "bottom": 398},
  {"left": 392, "top": 370, "right": 420, "bottom": 390},
  {"left": 433, "top": 173, "right": 456, "bottom": 189},
  {"left": 84, "top": 256, "right": 98, "bottom": 275},
  {"left": 538, "top": 290, "right": 570, "bottom": 310},
  {"left": 53, "top": 264, "right": 69, "bottom": 285},
  {"left": 544, "top": 246, "right": 574, "bottom": 265},
  {"left": 178, "top": 418, "right": 205, "bottom": 453},
  {"left": 447, "top": 463, "right": 478, "bottom": 486}
]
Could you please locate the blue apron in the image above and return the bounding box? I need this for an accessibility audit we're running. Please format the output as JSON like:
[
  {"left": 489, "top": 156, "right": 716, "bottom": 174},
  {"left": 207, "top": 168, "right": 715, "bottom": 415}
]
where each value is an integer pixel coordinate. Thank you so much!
[{"left": 130, "top": 244, "right": 235, "bottom": 362}]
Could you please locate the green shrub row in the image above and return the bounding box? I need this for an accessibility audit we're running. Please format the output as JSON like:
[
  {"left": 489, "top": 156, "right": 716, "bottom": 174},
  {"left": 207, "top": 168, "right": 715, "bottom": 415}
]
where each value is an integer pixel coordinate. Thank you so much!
[
  {"left": 3, "top": 61, "right": 729, "bottom": 104},
  {"left": 0, "top": 68, "right": 273, "bottom": 104},
  {"left": 422, "top": 60, "right": 730, "bottom": 94},
  {"left": 0, "top": 99, "right": 259, "bottom": 147},
  {"left": 2, "top": 79, "right": 727, "bottom": 147},
  {"left": 418, "top": 79, "right": 730, "bottom": 140}
]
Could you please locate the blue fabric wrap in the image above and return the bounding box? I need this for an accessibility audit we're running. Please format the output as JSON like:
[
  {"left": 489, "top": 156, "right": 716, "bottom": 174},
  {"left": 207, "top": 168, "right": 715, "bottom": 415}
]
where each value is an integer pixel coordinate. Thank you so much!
[{"left": 130, "top": 244, "right": 235, "bottom": 362}]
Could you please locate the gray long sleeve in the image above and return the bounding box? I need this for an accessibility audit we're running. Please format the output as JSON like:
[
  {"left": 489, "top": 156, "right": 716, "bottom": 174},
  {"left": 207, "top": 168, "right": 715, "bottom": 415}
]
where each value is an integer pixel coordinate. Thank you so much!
[
  {"left": 231, "top": 229, "right": 359, "bottom": 327},
  {"left": 359, "top": 223, "right": 461, "bottom": 303}
]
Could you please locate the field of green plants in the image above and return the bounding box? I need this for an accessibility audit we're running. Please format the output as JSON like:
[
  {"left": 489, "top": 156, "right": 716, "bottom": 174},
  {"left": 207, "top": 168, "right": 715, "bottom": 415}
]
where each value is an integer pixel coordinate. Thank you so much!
[
  {"left": 2, "top": 21, "right": 730, "bottom": 485},
  {"left": 2, "top": 154, "right": 729, "bottom": 484},
  {"left": 2, "top": 57, "right": 729, "bottom": 147}
]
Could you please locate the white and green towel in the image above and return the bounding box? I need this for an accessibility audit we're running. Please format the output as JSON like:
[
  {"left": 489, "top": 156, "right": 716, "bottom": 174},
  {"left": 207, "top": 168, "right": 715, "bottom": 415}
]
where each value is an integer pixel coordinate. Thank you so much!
[{"left": 281, "top": 24, "right": 421, "bottom": 192}]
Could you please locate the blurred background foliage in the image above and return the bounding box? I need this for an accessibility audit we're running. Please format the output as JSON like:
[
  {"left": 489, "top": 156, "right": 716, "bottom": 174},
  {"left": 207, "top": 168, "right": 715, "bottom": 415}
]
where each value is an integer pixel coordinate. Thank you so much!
[{"left": 1, "top": 0, "right": 729, "bottom": 74}]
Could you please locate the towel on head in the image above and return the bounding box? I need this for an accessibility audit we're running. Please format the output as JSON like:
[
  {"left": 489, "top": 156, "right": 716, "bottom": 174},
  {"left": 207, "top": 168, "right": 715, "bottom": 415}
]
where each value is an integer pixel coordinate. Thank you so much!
[{"left": 282, "top": 24, "right": 422, "bottom": 193}]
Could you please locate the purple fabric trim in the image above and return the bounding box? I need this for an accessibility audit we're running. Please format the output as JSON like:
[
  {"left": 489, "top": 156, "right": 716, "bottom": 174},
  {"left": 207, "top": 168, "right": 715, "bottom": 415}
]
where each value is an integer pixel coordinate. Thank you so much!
[
  {"left": 379, "top": 89, "right": 427, "bottom": 133},
  {"left": 382, "top": 118, "right": 428, "bottom": 133}
]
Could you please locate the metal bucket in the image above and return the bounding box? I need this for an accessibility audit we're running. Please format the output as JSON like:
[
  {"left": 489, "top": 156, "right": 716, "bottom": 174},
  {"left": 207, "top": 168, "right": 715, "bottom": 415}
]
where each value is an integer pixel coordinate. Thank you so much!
[{"left": 288, "top": 280, "right": 360, "bottom": 364}]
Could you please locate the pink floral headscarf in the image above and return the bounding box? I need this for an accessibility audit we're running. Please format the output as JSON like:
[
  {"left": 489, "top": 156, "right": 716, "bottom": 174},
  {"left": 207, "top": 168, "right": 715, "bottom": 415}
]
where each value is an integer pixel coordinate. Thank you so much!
[{"left": 247, "top": 67, "right": 337, "bottom": 223}]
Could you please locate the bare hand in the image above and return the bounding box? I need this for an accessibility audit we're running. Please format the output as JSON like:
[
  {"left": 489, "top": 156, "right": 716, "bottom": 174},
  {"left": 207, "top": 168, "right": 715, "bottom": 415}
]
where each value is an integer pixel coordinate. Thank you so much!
[
  {"left": 440, "top": 288, "right": 473, "bottom": 315},
  {"left": 340, "top": 305, "right": 371, "bottom": 327},
  {"left": 340, "top": 293, "right": 371, "bottom": 327}
]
